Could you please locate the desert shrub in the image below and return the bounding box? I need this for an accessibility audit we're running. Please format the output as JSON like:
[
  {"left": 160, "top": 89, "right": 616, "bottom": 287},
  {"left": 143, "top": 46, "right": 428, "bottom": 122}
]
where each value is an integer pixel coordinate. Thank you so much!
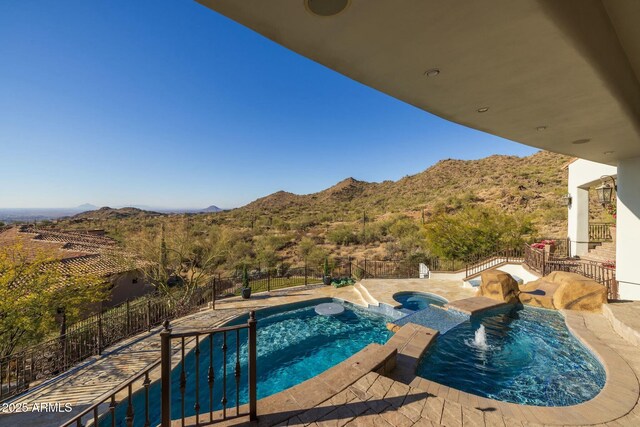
[
  {"left": 331, "top": 277, "right": 355, "bottom": 288},
  {"left": 542, "top": 207, "right": 567, "bottom": 222},
  {"left": 326, "top": 224, "right": 360, "bottom": 246}
]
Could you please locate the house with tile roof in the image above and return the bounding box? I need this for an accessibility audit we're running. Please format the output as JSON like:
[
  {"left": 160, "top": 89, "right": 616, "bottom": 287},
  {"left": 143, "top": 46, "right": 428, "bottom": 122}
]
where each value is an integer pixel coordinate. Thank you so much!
[{"left": 0, "top": 225, "right": 153, "bottom": 309}]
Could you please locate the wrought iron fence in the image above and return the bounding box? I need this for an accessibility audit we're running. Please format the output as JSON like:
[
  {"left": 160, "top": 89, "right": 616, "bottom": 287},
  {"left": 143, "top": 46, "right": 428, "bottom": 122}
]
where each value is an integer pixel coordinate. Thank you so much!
[
  {"left": 0, "top": 264, "right": 327, "bottom": 403},
  {"left": 352, "top": 259, "right": 419, "bottom": 279},
  {"left": 464, "top": 248, "right": 525, "bottom": 278},
  {"left": 589, "top": 223, "right": 613, "bottom": 242},
  {"left": 0, "top": 286, "right": 212, "bottom": 403},
  {"left": 543, "top": 259, "right": 618, "bottom": 300},
  {"left": 523, "top": 244, "right": 546, "bottom": 275},
  {"left": 62, "top": 313, "right": 258, "bottom": 427},
  {"left": 213, "top": 265, "right": 324, "bottom": 297},
  {"left": 522, "top": 243, "right": 618, "bottom": 300}
]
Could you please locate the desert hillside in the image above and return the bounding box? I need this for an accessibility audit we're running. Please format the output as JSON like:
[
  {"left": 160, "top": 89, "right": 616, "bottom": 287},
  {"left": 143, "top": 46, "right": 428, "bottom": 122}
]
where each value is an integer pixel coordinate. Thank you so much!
[
  {"left": 52, "top": 150, "right": 613, "bottom": 271},
  {"left": 226, "top": 150, "right": 572, "bottom": 235}
]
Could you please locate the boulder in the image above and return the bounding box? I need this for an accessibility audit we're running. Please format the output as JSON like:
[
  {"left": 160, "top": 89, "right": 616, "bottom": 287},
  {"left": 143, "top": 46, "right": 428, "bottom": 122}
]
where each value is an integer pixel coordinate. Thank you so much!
[
  {"left": 477, "top": 270, "right": 520, "bottom": 304},
  {"left": 548, "top": 271, "right": 607, "bottom": 311},
  {"left": 518, "top": 271, "right": 607, "bottom": 312},
  {"left": 519, "top": 279, "right": 558, "bottom": 309}
]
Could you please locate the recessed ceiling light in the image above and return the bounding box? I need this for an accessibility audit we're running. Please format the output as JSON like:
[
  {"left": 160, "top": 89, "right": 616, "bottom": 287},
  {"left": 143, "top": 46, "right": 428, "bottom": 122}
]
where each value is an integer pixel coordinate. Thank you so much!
[
  {"left": 305, "top": 0, "right": 350, "bottom": 17},
  {"left": 424, "top": 68, "right": 440, "bottom": 77},
  {"left": 571, "top": 139, "right": 590, "bottom": 145},
  {"left": 536, "top": 126, "right": 547, "bottom": 131},
  {"left": 477, "top": 107, "right": 489, "bottom": 113},
  {"left": 604, "top": 151, "right": 615, "bottom": 155}
]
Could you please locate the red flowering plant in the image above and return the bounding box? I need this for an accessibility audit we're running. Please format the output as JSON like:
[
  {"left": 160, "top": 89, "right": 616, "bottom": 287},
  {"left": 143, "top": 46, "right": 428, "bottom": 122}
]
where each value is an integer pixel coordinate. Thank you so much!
[
  {"left": 606, "top": 204, "right": 617, "bottom": 219},
  {"left": 602, "top": 260, "right": 616, "bottom": 269},
  {"left": 531, "top": 239, "right": 555, "bottom": 250}
]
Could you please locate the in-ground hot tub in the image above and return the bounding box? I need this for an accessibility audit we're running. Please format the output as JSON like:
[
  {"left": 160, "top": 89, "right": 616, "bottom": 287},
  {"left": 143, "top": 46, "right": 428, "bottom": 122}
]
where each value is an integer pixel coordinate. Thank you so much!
[{"left": 393, "top": 291, "right": 447, "bottom": 311}]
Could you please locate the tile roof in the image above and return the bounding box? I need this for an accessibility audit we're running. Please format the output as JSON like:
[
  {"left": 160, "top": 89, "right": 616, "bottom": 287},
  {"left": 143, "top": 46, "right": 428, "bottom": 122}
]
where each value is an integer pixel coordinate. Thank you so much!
[{"left": 0, "top": 226, "right": 133, "bottom": 278}]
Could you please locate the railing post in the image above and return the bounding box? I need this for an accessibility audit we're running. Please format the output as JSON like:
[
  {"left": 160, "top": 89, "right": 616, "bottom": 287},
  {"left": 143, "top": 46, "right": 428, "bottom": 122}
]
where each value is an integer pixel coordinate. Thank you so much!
[
  {"left": 126, "top": 300, "right": 131, "bottom": 336},
  {"left": 211, "top": 277, "right": 216, "bottom": 310},
  {"left": 97, "top": 313, "right": 103, "bottom": 355},
  {"left": 348, "top": 257, "right": 352, "bottom": 278},
  {"left": 364, "top": 259, "right": 368, "bottom": 279},
  {"left": 267, "top": 270, "right": 271, "bottom": 292},
  {"left": 147, "top": 299, "right": 152, "bottom": 332},
  {"left": 304, "top": 263, "right": 308, "bottom": 286},
  {"left": 160, "top": 320, "right": 172, "bottom": 427},
  {"left": 248, "top": 311, "right": 258, "bottom": 421}
]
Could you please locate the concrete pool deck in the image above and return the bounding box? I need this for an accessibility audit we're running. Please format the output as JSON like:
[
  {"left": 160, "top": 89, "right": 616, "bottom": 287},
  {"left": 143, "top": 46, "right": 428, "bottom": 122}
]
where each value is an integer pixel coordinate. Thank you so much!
[{"left": 2, "top": 279, "right": 640, "bottom": 426}]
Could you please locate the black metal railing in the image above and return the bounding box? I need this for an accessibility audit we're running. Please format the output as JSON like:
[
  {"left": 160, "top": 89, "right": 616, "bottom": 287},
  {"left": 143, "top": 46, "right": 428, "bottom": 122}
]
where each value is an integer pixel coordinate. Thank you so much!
[
  {"left": 0, "top": 285, "right": 212, "bottom": 403},
  {"left": 333, "top": 251, "right": 530, "bottom": 280},
  {"left": 1, "top": 263, "right": 326, "bottom": 403},
  {"left": 351, "top": 259, "right": 419, "bottom": 279},
  {"left": 523, "top": 243, "right": 618, "bottom": 300},
  {"left": 62, "top": 313, "right": 258, "bottom": 427},
  {"left": 589, "top": 223, "right": 613, "bottom": 242},
  {"left": 62, "top": 360, "right": 158, "bottom": 427},
  {"left": 543, "top": 259, "right": 618, "bottom": 300},
  {"left": 464, "top": 248, "right": 525, "bottom": 278},
  {"left": 523, "top": 244, "right": 546, "bottom": 275},
  {"left": 213, "top": 265, "right": 324, "bottom": 297}
]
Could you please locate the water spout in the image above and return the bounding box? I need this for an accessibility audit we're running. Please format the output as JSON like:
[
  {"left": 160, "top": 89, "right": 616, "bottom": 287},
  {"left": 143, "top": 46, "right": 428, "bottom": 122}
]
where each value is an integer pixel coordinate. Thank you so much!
[{"left": 472, "top": 325, "right": 489, "bottom": 350}]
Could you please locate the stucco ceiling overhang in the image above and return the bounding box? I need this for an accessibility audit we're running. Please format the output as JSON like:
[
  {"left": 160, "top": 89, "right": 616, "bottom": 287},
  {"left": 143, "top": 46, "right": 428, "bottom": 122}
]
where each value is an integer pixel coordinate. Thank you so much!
[{"left": 197, "top": 0, "right": 640, "bottom": 165}]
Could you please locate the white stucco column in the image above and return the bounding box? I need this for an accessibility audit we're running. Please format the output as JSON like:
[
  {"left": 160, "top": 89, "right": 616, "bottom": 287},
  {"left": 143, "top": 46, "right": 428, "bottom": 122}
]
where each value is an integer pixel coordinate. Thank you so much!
[
  {"left": 567, "top": 159, "right": 617, "bottom": 257},
  {"left": 616, "top": 156, "right": 640, "bottom": 300},
  {"left": 567, "top": 185, "right": 589, "bottom": 256}
]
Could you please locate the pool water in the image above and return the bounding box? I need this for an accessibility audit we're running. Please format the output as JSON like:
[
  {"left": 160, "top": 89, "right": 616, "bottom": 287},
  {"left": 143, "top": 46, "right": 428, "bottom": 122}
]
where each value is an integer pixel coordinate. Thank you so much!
[
  {"left": 417, "top": 306, "right": 605, "bottom": 406},
  {"left": 109, "top": 299, "right": 391, "bottom": 426},
  {"left": 393, "top": 291, "right": 447, "bottom": 311}
]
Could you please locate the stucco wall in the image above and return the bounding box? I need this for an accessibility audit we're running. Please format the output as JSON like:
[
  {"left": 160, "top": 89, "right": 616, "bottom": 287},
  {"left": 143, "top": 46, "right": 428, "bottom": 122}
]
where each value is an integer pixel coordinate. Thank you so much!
[
  {"left": 617, "top": 156, "right": 640, "bottom": 300},
  {"left": 567, "top": 159, "right": 617, "bottom": 256},
  {"left": 106, "top": 270, "right": 154, "bottom": 308}
]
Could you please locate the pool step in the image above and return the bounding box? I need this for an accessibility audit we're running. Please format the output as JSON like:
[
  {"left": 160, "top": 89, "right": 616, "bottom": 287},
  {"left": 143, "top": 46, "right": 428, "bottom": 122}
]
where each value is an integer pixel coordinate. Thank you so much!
[
  {"left": 602, "top": 303, "right": 640, "bottom": 347},
  {"left": 444, "top": 296, "right": 510, "bottom": 316},
  {"left": 393, "top": 305, "right": 468, "bottom": 334}
]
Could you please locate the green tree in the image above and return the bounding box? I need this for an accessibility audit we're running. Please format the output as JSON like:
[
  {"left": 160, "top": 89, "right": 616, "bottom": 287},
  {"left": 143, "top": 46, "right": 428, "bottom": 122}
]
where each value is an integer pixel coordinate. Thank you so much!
[
  {"left": 297, "top": 237, "right": 327, "bottom": 268},
  {"left": 127, "top": 221, "right": 227, "bottom": 310},
  {"left": 424, "top": 206, "right": 535, "bottom": 260},
  {"left": 0, "top": 243, "right": 106, "bottom": 358}
]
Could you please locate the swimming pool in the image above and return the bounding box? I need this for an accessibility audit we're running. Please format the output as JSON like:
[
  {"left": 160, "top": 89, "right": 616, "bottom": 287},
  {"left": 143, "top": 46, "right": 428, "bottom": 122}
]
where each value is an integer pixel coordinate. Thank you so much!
[
  {"left": 109, "top": 298, "right": 392, "bottom": 426},
  {"left": 416, "top": 306, "right": 606, "bottom": 406},
  {"left": 393, "top": 291, "right": 447, "bottom": 311},
  {"left": 107, "top": 298, "right": 607, "bottom": 425}
]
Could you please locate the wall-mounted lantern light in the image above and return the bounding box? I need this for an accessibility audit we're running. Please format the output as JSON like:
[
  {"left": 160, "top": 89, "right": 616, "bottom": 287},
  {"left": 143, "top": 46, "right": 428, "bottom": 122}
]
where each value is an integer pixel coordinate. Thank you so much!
[
  {"left": 561, "top": 193, "right": 572, "bottom": 207},
  {"left": 596, "top": 175, "right": 617, "bottom": 206}
]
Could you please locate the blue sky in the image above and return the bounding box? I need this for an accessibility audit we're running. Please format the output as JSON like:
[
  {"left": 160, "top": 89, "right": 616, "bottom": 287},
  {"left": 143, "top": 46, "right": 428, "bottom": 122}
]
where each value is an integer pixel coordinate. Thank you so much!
[{"left": 0, "top": 0, "right": 536, "bottom": 209}]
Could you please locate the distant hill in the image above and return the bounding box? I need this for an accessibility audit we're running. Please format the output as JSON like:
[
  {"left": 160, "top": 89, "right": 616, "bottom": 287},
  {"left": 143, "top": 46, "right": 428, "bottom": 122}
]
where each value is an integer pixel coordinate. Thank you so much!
[
  {"left": 71, "top": 207, "right": 164, "bottom": 220},
  {"left": 77, "top": 203, "right": 98, "bottom": 210},
  {"left": 201, "top": 205, "right": 223, "bottom": 213}
]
